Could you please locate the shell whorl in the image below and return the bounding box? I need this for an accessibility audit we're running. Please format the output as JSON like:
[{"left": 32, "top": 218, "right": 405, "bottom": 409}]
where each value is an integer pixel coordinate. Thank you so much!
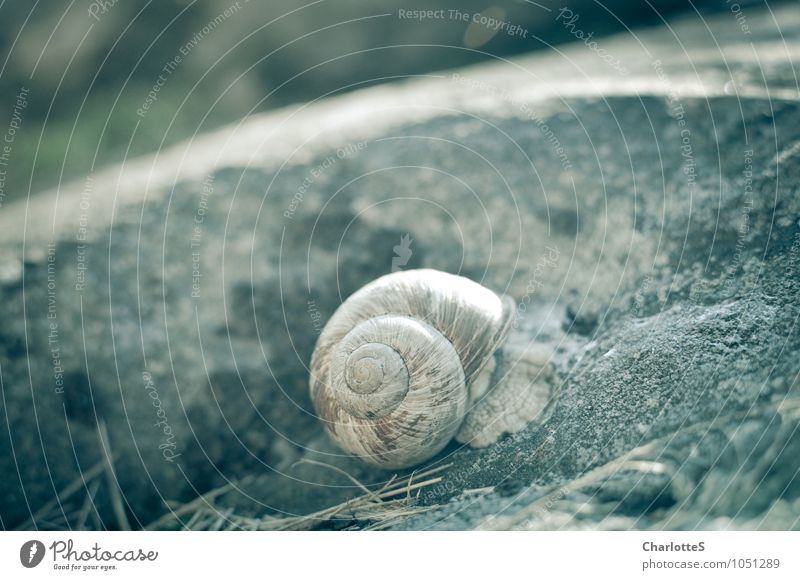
[{"left": 310, "top": 269, "right": 512, "bottom": 469}]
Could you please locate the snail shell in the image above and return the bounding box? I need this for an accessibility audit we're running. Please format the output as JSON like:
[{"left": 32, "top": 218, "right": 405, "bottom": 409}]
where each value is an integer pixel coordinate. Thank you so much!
[{"left": 309, "top": 269, "right": 513, "bottom": 469}]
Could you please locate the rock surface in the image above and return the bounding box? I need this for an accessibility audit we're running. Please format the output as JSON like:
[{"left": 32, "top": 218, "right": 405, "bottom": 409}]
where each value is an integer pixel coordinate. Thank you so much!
[{"left": 1, "top": 3, "right": 799, "bottom": 530}]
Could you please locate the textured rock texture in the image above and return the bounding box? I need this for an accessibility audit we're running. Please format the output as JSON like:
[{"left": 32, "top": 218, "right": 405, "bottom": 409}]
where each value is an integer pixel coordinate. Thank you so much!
[{"left": 1, "top": 3, "right": 799, "bottom": 530}]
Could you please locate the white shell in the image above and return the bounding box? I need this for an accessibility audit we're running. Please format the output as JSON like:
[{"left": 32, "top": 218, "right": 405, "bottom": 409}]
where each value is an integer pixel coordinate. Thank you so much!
[{"left": 309, "top": 269, "right": 513, "bottom": 468}]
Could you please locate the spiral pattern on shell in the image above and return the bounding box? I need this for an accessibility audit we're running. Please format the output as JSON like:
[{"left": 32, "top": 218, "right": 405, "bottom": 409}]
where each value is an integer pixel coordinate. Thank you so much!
[{"left": 309, "top": 269, "right": 513, "bottom": 469}]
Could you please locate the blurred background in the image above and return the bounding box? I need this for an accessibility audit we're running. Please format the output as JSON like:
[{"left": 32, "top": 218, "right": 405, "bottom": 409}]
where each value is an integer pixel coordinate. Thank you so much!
[
  {"left": 1, "top": 0, "right": 798, "bottom": 532},
  {"left": 0, "top": 0, "right": 754, "bottom": 203}
]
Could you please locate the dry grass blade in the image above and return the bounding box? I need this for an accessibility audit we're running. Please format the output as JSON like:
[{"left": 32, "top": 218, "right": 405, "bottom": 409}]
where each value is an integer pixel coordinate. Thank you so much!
[
  {"left": 97, "top": 420, "right": 131, "bottom": 530},
  {"left": 76, "top": 479, "right": 102, "bottom": 530},
  {"left": 144, "top": 476, "right": 254, "bottom": 530},
  {"left": 381, "top": 463, "right": 452, "bottom": 493},
  {"left": 378, "top": 477, "right": 443, "bottom": 499},
  {"left": 292, "top": 458, "right": 381, "bottom": 500},
  {"left": 463, "top": 486, "right": 495, "bottom": 496},
  {"left": 150, "top": 460, "right": 451, "bottom": 531},
  {"left": 14, "top": 457, "right": 109, "bottom": 530}
]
